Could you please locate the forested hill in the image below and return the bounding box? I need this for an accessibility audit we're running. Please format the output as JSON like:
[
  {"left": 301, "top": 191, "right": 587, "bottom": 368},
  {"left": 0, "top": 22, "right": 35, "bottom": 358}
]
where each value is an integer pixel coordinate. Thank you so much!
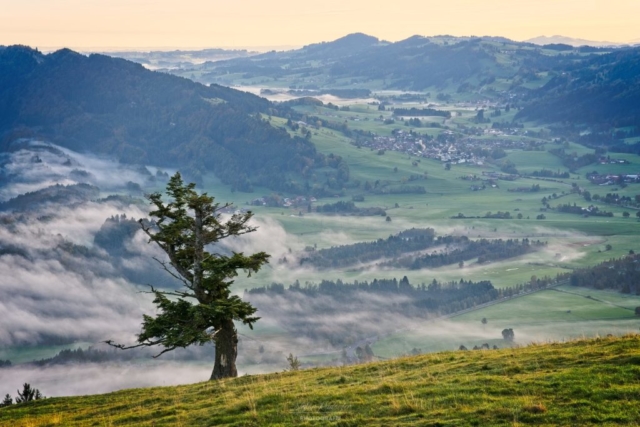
[
  {"left": 0, "top": 46, "right": 336, "bottom": 192},
  {"left": 193, "top": 33, "right": 510, "bottom": 90},
  {"left": 516, "top": 47, "right": 640, "bottom": 128},
  {"left": 188, "top": 33, "right": 624, "bottom": 91},
  {"left": 183, "top": 34, "right": 640, "bottom": 130}
]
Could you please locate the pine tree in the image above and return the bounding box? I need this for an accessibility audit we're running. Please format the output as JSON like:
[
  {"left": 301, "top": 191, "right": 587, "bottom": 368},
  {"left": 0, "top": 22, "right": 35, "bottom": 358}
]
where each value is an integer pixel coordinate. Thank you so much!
[
  {"left": 107, "top": 172, "right": 269, "bottom": 380},
  {"left": 15, "top": 384, "right": 43, "bottom": 403},
  {"left": 1, "top": 394, "right": 12, "bottom": 407}
]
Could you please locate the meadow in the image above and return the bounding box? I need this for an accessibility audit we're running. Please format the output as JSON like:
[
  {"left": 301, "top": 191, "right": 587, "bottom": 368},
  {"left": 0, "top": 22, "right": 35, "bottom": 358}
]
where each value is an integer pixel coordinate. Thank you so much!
[
  {"left": 1, "top": 335, "right": 639, "bottom": 426},
  {"left": 215, "top": 101, "right": 640, "bottom": 362},
  {"left": 373, "top": 286, "right": 640, "bottom": 357}
]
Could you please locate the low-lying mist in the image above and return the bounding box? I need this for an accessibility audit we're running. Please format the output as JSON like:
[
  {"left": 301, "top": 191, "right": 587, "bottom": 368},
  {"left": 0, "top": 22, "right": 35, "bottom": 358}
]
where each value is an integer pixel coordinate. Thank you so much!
[
  {"left": 0, "top": 362, "right": 211, "bottom": 398},
  {"left": 0, "top": 139, "right": 624, "bottom": 399}
]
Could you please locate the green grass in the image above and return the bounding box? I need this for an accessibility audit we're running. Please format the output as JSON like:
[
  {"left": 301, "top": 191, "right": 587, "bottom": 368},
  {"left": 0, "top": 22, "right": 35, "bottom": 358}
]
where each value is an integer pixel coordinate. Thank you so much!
[
  {"left": 2, "top": 336, "right": 640, "bottom": 426},
  {"left": 202, "top": 115, "right": 640, "bottom": 297},
  {"left": 373, "top": 286, "right": 640, "bottom": 358}
]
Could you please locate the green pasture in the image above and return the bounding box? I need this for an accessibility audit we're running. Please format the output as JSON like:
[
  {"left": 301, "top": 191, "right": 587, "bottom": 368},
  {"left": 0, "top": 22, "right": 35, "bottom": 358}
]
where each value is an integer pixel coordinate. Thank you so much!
[
  {"left": 4, "top": 337, "right": 640, "bottom": 426},
  {"left": 578, "top": 152, "right": 640, "bottom": 176},
  {"left": 373, "top": 285, "right": 640, "bottom": 358}
]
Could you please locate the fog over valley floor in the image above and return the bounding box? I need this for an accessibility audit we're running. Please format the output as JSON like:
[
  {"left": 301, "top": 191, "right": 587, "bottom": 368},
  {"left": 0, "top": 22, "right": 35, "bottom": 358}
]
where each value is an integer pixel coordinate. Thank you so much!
[{"left": 0, "top": 35, "right": 639, "bottom": 405}]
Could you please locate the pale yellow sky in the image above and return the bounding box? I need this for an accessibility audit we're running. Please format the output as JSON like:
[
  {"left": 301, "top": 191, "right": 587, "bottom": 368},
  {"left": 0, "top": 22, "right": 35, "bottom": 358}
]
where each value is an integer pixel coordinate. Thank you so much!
[{"left": 1, "top": 0, "right": 639, "bottom": 50}]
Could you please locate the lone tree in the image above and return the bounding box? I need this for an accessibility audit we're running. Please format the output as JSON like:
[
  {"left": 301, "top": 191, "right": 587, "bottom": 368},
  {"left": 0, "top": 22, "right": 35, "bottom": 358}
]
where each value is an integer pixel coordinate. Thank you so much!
[
  {"left": 502, "top": 328, "right": 515, "bottom": 342},
  {"left": 107, "top": 173, "right": 269, "bottom": 380}
]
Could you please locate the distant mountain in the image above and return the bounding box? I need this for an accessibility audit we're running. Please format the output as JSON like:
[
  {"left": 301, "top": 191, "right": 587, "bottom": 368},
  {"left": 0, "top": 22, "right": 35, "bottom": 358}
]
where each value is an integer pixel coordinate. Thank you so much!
[
  {"left": 191, "top": 34, "right": 508, "bottom": 90},
  {"left": 525, "top": 35, "right": 624, "bottom": 47},
  {"left": 302, "top": 33, "right": 382, "bottom": 54},
  {"left": 101, "top": 48, "right": 256, "bottom": 71},
  {"left": 185, "top": 33, "right": 624, "bottom": 92},
  {"left": 179, "top": 34, "right": 640, "bottom": 132},
  {"left": 0, "top": 46, "right": 345, "bottom": 192}
]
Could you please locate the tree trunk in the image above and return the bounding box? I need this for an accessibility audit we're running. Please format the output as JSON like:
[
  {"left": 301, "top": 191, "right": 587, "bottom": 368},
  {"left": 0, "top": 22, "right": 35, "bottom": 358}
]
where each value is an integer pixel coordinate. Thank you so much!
[{"left": 210, "top": 319, "right": 238, "bottom": 380}]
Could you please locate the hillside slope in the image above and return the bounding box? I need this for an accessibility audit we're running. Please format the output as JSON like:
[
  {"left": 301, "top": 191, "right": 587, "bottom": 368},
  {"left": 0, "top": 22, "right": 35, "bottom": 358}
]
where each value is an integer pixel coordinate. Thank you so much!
[
  {"left": 517, "top": 47, "right": 640, "bottom": 129},
  {"left": 0, "top": 46, "right": 332, "bottom": 191},
  {"left": 184, "top": 34, "right": 640, "bottom": 131},
  {"left": 1, "top": 336, "right": 639, "bottom": 426}
]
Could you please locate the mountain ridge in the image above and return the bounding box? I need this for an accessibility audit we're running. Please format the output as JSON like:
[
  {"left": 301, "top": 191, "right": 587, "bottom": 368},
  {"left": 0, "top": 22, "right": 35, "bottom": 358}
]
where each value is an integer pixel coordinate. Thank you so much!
[{"left": 525, "top": 35, "right": 626, "bottom": 47}]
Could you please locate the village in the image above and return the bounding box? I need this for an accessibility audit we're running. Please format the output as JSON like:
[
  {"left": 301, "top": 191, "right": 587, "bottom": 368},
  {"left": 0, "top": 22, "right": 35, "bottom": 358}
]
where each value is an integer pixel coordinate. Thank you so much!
[{"left": 354, "top": 129, "right": 546, "bottom": 165}]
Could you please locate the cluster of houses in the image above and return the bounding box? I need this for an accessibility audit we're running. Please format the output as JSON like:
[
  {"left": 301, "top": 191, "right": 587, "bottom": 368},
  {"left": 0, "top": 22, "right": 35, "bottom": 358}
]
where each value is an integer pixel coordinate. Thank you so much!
[
  {"left": 355, "top": 130, "right": 545, "bottom": 165},
  {"left": 249, "top": 195, "right": 317, "bottom": 208},
  {"left": 481, "top": 171, "right": 518, "bottom": 181},
  {"left": 586, "top": 172, "right": 640, "bottom": 186},
  {"left": 598, "top": 156, "right": 630, "bottom": 165}
]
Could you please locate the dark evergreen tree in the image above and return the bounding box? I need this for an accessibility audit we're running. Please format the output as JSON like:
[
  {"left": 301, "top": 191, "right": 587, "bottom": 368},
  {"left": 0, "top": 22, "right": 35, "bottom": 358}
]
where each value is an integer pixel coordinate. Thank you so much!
[
  {"left": 107, "top": 173, "right": 269, "bottom": 380},
  {"left": 0, "top": 394, "right": 12, "bottom": 407},
  {"left": 502, "top": 328, "right": 515, "bottom": 341},
  {"left": 15, "top": 384, "right": 43, "bottom": 403}
]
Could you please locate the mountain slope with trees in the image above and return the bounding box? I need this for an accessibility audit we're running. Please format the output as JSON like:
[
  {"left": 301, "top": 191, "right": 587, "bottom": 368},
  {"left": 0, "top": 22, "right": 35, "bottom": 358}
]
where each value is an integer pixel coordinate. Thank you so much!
[
  {"left": 180, "top": 34, "right": 640, "bottom": 131},
  {"left": 0, "top": 46, "right": 345, "bottom": 192},
  {"left": 517, "top": 48, "right": 640, "bottom": 125}
]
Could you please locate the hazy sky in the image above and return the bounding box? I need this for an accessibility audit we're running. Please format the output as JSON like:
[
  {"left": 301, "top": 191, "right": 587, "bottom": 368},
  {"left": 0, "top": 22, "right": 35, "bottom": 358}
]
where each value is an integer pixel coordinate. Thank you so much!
[{"left": 1, "top": 0, "right": 639, "bottom": 50}]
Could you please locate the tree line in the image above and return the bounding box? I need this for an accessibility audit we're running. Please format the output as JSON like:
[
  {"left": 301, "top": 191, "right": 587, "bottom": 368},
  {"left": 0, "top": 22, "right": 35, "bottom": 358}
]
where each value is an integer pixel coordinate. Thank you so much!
[
  {"left": 392, "top": 107, "right": 451, "bottom": 118},
  {"left": 299, "top": 228, "right": 436, "bottom": 269},
  {"left": 568, "top": 254, "right": 640, "bottom": 294},
  {"left": 382, "top": 238, "right": 545, "bottom": 270},
  {"left": 245, "top": 273, "right": 560, "bottom": 348},
  {"left": 245, "top": 277, "right": 499, "bottom": 347}
]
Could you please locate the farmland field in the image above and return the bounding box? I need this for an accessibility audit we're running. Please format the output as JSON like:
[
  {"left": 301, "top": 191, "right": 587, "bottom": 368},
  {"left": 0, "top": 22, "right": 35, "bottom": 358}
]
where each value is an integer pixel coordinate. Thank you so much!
[{"left": 372, "top": 285, "right": 640, "bottom": 358}]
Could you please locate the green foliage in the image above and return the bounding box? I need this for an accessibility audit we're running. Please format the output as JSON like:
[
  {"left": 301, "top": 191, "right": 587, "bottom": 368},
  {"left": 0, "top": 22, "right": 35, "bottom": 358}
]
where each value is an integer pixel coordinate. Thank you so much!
[
  {"left": 392, "top": 108, "right": 451, "bottom": 118},
  {"left": 315, "top": 200, "right": 385, "bottom": 216},
  {"left": 14, "top": 383, "right": 43, "bottom": 404},
  {"left": 501, "top": 328, "right": 515, "bottom": 341},
  {"left": 569, "top": 254, "right": 640, "bottom": 294},
  {"left": 299, "top": 228, "right": 436, "bottom": 269},
  {"left": 383, "top": 237, "right": 545, "bottom": 270},
  {"left": 0, "top": 394, "right": 12, "bottom": 407},
  {"left": 107, "top": 173, "right": 269, "bottom": 376},
  {"left": 286, "top": 353, "right": 301, "bottom": 371},
  {"left": 517, "top": 48, "right": 640, "bottom": 129},
  {"left": 549, "top": 148, "right": 598, "bottom": 172}
]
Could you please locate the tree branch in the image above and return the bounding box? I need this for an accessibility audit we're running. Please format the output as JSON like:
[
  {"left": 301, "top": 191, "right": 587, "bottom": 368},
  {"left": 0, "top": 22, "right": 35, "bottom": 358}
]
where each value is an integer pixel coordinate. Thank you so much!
[
  {"left": 140, "top": 284, "right": 196, "bottom": 299},
  {"left": 152, "top": 346, "right": 178, "bottom": 358},
  {"left": 151, "top": 257, "right": 192, "bottom": 289},
  {"left": 104, "top": 339, "right": 163, "bottom": 351}
]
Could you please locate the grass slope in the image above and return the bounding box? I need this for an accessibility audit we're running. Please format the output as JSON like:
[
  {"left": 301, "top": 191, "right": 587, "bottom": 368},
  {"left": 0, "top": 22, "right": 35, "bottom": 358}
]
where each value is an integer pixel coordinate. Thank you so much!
[{"left": 2, "top": 336, "right": 639, "bottom": 426}]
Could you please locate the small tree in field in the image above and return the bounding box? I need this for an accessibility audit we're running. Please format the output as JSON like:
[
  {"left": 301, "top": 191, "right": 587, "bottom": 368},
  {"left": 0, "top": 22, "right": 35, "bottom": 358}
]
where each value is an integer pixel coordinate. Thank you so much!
[
  {"left": 107, "top": 173, "right": 269, "bottom": 380},
  {"left": 1, "top": 394, "right": 12, "bottom": 407},
  {"left": 15, "top": 384, "right": 43, "bottom": 403},
  {"left": 286, "top": 353, "right": 301, "bottom": 371},
  {"left": 502, "top": 328, "right": 515, "bottom": 342}
]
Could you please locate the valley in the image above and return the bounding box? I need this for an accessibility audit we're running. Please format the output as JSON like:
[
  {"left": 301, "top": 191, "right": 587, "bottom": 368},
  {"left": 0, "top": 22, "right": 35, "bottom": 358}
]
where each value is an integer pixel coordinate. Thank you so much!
[{"left": 0, "top": 34, "right": 639, "bottom": 405}]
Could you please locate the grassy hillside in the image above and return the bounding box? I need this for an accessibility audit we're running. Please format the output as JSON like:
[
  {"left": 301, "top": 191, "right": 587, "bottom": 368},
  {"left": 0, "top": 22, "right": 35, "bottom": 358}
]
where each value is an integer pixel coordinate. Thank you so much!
[{"left": 2, "top": 335, "right": 639, "bottom": 426}]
